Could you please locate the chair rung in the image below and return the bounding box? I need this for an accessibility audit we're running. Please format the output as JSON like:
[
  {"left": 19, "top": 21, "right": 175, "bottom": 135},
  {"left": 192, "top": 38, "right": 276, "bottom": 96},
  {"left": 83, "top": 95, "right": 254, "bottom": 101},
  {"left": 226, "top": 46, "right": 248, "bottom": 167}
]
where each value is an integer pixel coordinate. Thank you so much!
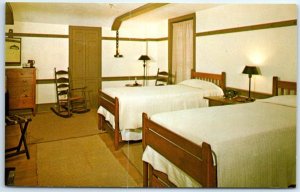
[
  {"left": 57, "top": 84, "right": 69, "bottom": 88},
  {"left": 58, "top": 90, "right": 68, "bottom": 95},
  {"left": 57, "top": 78, "right": 69, "bottom": 83},
  {"left": 69, "top": 96, "right": 84, "bottom": 101},
  {"left": 56, "top": 70, "right": 68, "bottom": 75}
]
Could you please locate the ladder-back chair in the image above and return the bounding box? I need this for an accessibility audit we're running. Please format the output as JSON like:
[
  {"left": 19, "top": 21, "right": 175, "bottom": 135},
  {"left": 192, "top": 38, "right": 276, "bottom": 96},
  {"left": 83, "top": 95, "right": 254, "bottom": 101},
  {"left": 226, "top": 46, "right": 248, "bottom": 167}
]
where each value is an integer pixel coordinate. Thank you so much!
[
  {"left": 155, "top": 69, "right": 169, "bottom": 86},
  {"left": 51, "top": 68, "right": 89, "bottom": 118}
]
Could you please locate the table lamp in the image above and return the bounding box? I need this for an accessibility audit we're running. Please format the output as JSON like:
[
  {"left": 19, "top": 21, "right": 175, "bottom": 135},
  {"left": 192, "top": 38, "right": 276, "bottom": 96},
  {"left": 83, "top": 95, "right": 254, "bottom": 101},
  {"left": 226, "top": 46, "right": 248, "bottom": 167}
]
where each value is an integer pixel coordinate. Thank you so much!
[
  {"left": 138, "top": 55, "right": 150, "bottom": 86},
  {"left": 242, "top": 65, "right": 259, "bottom": 101}
]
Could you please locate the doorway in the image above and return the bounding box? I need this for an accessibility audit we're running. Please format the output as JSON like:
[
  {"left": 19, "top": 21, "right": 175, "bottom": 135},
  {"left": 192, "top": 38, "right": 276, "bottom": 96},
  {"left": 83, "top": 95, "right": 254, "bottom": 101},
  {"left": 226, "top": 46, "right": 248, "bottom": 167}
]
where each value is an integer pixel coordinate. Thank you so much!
[
  {"left": 168, "top": 13, "right": 195, "bottom": 83},
  {"left": 69, "top": 26, "right": 102, "bottom": 108}
]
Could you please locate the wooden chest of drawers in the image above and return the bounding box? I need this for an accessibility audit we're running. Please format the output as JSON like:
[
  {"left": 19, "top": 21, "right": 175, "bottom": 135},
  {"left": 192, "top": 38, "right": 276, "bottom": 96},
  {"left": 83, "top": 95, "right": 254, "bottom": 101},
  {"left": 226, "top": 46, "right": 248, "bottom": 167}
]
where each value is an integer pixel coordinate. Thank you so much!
[{"left": 6, "top": 68, "right": 36, "bottom": 114}]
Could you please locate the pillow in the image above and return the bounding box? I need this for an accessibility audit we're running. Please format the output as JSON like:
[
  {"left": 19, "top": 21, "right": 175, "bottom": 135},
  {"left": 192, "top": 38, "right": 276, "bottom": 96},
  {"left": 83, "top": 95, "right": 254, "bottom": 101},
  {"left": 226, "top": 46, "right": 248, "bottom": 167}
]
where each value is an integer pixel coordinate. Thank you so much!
[
  {"left": 179, "top": 79, "right": 220, "bottom": 90},
  {"left": 256, "top": 95, "right": 297, "bottom": 107}
]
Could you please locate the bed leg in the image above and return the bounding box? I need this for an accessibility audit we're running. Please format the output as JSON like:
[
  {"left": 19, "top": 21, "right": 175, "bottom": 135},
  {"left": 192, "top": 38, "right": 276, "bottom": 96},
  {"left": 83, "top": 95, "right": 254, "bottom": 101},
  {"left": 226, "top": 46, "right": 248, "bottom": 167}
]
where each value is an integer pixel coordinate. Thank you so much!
[
  {"left": 149, "top": 164, "right": 153, "bottom": 187},
  {"left": 143, "top": 162, "right": 149, "bottom": 187},
  {"left": 98, "top": 114, "right": 106, "bottom": 133},
  {"left": 114, "top": 133, "right": 119, "bottom": 150}
]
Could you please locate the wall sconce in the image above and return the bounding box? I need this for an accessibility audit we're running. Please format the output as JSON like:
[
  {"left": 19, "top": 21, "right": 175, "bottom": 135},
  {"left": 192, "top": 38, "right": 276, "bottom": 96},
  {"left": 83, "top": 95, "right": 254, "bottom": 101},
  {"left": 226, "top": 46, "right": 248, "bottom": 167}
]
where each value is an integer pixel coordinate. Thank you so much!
[
  {"left": 242, "top": 65, "right": 260, "bottom": 101},
  {"left": 138, "top": 55, "right": 150, "bottom": 86},
  {"left": 114, "top": 30, "right": 123, "bottom": 58},
  {"left": 8, "top": 29, "right": 13, "bottom": 38}
]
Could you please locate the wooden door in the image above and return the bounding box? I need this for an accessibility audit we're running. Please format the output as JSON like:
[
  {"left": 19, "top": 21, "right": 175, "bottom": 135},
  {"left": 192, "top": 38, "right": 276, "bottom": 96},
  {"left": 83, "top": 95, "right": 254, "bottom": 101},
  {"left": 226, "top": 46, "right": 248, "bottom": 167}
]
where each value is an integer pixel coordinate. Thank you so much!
[{"left": 69, "top": 26, "right": 101, "bottom": 108}]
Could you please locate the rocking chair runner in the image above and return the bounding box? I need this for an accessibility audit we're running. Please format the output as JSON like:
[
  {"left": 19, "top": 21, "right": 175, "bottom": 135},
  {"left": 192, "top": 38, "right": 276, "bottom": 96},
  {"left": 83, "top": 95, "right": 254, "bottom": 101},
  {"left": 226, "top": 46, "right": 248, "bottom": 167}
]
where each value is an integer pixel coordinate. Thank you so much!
[{"left": 51, "top": 68, "right": 90, "bottom": 118}]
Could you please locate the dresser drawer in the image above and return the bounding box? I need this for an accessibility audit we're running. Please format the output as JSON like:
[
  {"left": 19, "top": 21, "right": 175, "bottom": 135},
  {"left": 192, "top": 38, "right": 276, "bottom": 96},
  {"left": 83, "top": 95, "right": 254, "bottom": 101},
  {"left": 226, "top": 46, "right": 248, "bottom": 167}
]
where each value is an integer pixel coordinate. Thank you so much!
[
  {"left": 6, "top": 68, "right": 35, "bottom": 78},
  {"left": 9, "top": 97, "right": 35, "bottom": 109},
  {"left": 7, "top": 86, "right": 34, "bottom": 98},
  {"left": 7, "top": 77, "right": 34, "bottom": 87}
]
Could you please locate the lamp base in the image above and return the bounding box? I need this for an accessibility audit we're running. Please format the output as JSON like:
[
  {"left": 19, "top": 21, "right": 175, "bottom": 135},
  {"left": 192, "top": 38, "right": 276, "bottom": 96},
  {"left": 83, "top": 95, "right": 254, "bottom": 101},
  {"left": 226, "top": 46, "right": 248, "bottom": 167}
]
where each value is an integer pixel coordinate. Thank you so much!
[{"left": 246, "top": 97, "right": 255, "bottom": 101}]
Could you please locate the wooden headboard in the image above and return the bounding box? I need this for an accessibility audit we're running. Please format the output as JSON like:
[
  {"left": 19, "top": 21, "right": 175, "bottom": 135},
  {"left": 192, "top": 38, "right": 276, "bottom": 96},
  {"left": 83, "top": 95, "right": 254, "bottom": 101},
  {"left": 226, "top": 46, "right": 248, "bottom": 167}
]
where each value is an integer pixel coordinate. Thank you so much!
[
  {"left": 272, "top": 76, "right": 297, "bottom": 96},
  {"left": 191, "top": 70, "right": 226, "bottom": 91}
]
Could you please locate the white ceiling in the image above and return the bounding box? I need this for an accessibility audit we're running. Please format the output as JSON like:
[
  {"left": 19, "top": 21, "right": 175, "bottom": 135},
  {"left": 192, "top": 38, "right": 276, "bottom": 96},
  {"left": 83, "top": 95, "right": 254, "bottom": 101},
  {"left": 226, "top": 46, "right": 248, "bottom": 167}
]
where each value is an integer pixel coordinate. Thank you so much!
[{"left": 10, "top": 2, "right": 220, "bottom": 28}]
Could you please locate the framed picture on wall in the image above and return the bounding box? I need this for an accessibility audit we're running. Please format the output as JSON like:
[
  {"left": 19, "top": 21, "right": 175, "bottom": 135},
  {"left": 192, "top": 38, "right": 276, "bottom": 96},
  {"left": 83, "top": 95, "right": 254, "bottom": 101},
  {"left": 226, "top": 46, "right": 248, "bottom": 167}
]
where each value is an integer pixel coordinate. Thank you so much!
[{"left": 5, "top": 37, "right": 21, "bottom": 66}]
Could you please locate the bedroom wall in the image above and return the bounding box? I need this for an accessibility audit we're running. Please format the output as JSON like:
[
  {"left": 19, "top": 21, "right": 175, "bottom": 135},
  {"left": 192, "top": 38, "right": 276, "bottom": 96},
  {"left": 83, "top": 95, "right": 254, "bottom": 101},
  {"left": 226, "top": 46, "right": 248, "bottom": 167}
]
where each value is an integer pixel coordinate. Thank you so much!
[
  {"left": 5, "top": 20, "right": 168, "bottom": 104},
  {"left": 195, "top": 4, "right": 297, "bottom": 94},
  {"left": 101, "top": 20, "right": 168, "bottom": 88},
  {"left": 4, "top": 4, "right": 296, "bottom": 105},
  {"left": 5, "top": 22, "right": 69, "bottom": 104}
]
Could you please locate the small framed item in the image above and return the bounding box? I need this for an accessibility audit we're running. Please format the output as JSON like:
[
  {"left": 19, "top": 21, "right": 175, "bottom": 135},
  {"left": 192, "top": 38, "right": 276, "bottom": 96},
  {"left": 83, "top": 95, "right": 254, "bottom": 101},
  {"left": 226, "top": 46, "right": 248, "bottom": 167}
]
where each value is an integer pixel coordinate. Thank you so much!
[{"left": 5, "top": 37, "right": 21, "bottom": 66}]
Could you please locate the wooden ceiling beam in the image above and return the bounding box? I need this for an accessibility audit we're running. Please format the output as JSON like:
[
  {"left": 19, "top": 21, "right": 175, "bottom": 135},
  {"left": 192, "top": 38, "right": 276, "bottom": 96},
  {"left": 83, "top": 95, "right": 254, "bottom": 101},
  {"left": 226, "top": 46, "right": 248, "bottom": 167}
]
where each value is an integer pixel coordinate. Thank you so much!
[
  {"left": 111, "top": 3, "right": 168, "bottom": 31},
  {"left": 6, "top": 2, "right": 14, "bottom": 25}
]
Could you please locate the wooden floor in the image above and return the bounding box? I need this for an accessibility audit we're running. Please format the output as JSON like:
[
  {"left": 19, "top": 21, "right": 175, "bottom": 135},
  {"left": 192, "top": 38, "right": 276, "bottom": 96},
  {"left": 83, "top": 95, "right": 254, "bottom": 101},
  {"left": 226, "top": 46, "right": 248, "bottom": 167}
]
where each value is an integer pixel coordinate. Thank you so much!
[{"left": 4, "top": 113, "right": 143, "bottom": 188}]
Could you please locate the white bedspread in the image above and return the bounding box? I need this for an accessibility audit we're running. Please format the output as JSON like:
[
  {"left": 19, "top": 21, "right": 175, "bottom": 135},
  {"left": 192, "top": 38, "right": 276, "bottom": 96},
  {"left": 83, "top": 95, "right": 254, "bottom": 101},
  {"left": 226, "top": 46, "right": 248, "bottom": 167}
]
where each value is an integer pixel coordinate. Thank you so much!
[
  {"left": 142, "top": 96, "right": 296, "bottom": 187},
  {"left": 98, "top": 82, "right": 223, "bottom": 140}
]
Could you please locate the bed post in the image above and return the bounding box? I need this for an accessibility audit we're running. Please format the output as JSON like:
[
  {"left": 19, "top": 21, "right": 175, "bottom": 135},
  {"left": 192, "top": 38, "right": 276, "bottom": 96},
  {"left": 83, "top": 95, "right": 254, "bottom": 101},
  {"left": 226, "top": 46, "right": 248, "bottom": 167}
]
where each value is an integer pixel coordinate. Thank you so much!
[
  {"left": 142, "top": 113, "right": 149, "bottom": 187},
  {"left": 142, "top": 113, "right": 148, "bottom": 150},
  {"left": 191, "top": 69, "right": 195, "bottom": 78},
  {"left": 272, "top": 76, "right": 278, "bottom": 96},
  {"left": 202, "top": 142, "right": 217, "bottom": 187},
  {"left": 221, "top": 72, "right": 226, "bottom": 91},
  {"left": 114, "top": 97, "right": 120, "bottom": 150},
  {"left": 98, "top": 114, "right": 102, "bottom": 130}
]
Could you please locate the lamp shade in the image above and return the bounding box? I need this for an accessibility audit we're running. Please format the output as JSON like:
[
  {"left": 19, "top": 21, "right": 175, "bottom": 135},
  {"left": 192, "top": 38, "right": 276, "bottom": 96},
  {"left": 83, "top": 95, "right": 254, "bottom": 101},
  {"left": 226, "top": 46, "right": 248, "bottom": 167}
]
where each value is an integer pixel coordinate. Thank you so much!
[
  {"left": 242, "top": 66, "right": 259, "bottom": 75},
  {"left": 138, "top": 55, "right": 150, "bottom": 61}
]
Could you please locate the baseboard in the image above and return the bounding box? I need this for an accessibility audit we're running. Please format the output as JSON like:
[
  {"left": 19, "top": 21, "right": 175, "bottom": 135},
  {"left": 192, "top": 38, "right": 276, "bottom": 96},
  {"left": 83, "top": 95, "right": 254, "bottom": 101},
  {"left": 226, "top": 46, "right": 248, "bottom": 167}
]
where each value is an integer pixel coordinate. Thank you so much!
[{"left": 36, "top": 103, "right": 55, "bottom": 113}]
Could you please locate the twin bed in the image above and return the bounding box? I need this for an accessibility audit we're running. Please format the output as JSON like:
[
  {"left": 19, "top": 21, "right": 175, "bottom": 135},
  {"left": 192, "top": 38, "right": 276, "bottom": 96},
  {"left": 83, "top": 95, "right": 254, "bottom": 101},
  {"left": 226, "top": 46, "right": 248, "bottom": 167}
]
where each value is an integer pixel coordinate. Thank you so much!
[
  {"left": 142, "top": 76, "right": 297, "bottom": 188},
  {"left": 98, "top": 71, "right": 226, "bottom": 149}
]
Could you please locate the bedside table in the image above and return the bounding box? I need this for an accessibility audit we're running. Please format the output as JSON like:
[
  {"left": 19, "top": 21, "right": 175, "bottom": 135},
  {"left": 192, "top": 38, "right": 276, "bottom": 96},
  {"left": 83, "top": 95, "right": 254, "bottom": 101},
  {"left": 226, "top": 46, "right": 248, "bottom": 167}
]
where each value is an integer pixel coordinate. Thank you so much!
[{"left": 204, "top": 96, "right": 253, "bottom": 107}]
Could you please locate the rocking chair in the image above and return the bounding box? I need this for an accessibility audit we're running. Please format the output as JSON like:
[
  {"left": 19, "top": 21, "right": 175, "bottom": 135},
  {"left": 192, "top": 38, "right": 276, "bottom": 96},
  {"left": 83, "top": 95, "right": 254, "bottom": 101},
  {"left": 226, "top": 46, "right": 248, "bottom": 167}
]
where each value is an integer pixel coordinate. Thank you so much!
[
  {"left": 51, "top": 68, "right": 90, "bottom": 118},
  {"left": 155, "top": 68, "right": 169, "bottom": 86}
]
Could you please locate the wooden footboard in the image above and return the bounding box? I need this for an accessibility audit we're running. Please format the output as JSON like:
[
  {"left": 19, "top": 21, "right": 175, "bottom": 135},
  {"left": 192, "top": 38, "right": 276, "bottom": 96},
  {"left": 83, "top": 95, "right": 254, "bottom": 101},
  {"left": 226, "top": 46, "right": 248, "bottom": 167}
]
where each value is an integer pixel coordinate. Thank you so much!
[
  {"left": 98, "top": 91, "right": 121, "bottom": 150},
  {"left": 142, "top": 113, "right": 217, "bottom": 188}
]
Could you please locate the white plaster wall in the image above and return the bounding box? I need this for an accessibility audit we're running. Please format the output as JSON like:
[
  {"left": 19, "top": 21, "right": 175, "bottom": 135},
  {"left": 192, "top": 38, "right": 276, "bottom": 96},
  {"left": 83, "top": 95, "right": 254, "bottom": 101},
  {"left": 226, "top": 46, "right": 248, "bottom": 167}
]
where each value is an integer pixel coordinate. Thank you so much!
[
  {"left": 156, "top": 40, "right": 169, "bottom": 72},
  {"left": 6, "top": 20, "right": 169, "bottom": 104},
  {"left": 6, "top": 21, "right": 68, "bottom": 35},
  {"left": 196, "top": 4, "right": 297, "bottom": 33},
  {"left": 22, "top": 37, "right": 69, "bottom": 103},
  {"left": 101, "top": 20, "right": 168, "bottom": 88},
  {"left": 122, "top": 19, "right": 168, "bottom": 38},
  {"left": 21, "top": 37, "right": 69, "bottom": 79},
  {"left": 6, "top": 22, "right": 69, "bottom": 104},
  {"left": 196, "top": 4, "right": 297, "bottom": 94},
  {"left": 102, "top": 40, "right": 146, "bottom": 77}
]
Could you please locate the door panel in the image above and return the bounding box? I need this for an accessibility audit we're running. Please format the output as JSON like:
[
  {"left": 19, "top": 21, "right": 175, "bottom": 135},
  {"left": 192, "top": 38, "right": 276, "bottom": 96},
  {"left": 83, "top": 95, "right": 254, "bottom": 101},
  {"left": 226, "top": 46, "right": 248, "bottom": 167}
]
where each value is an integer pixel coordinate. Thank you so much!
[
  {"left": 86, "top": 41, "right": 99, "bottom": 79},
  {"left": 73, "top": 40, "right": 86, "bottom": 79},
  {"left": 69, "top": 26, "right": 101, "bottom": 108},
  {"left": 85, "top": 79, "right": 99, "bottom": 108}
]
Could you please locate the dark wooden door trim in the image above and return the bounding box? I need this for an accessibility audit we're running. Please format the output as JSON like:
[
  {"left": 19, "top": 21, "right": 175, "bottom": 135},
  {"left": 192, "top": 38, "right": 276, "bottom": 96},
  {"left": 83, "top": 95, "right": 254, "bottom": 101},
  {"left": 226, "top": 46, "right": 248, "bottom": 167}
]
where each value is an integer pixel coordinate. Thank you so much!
[{"left": 168, "top": 13, "right": 196, "bottom": 77}]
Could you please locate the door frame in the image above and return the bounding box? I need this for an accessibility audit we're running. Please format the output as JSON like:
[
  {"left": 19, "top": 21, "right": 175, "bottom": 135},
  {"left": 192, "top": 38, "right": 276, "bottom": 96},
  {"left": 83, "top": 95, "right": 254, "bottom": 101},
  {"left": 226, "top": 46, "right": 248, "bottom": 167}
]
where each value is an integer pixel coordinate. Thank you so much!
[{"left": 168, "top": 13, "right": 196, "bottom": 79}]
